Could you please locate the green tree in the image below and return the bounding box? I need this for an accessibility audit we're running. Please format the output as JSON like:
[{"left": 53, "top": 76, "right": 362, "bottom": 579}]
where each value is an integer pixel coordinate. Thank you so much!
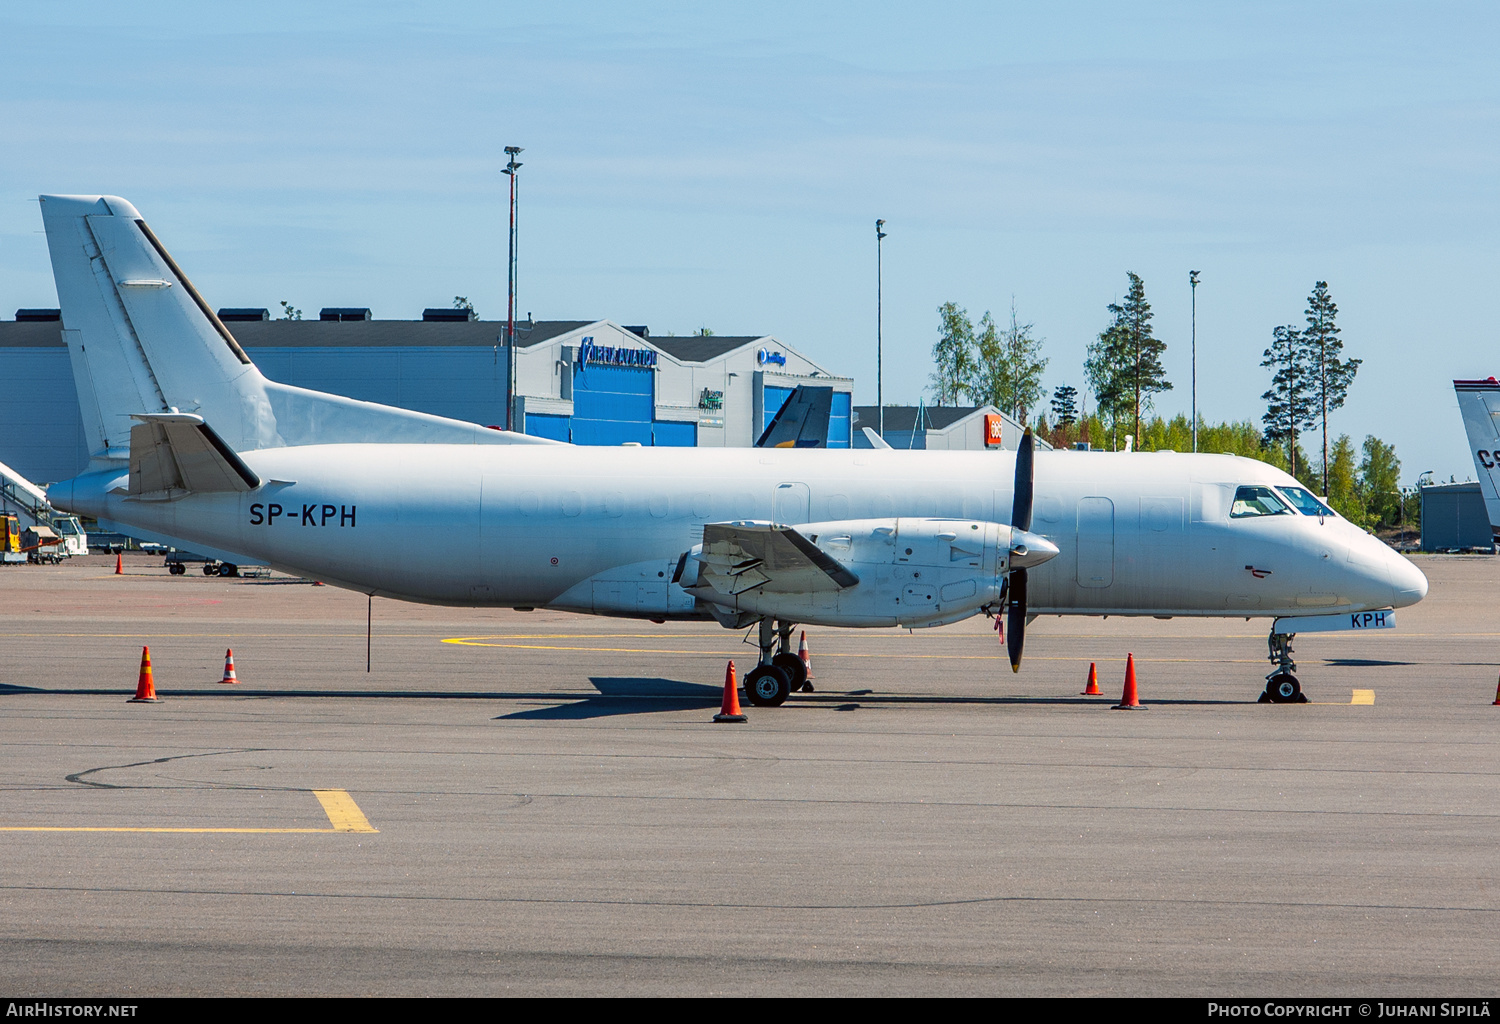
[
  {"left": 1260, "top": 324, "right": 1317, "bottom": 478},
  {"left": 1323, "top": 434, "right": 1368, "bottom": 527},
  {"left": 693, "top": 326, "right": 715, "bottom": 336},
  {"left": 974, "top": 301, "right": 1048, "bottom": 421},
  {"left": 453, "top": 295, "right": 475, "bottom": 312},
  {"left": 1050, "top": 384, "right": 1078, "bottom": 426},
  {"left": 1085, "top": 272, "right": 1170, "bottom": 442},
  {"left": 931, "top": 301, "right": 978, "bottom": 407},
  {"left": 1304, "top": 282, "right": 1361, "bottom": 494},
  {"left": 278, "top": 300, "right": 302, "bottom": 321},
  {"left": 1358, "top": 435, "right": 1402, "bottom": 528}
]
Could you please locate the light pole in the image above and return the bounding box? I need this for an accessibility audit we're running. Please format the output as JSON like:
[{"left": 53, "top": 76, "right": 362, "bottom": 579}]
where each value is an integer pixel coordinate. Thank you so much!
[
  {"left": 1190, "top": 270, "right": 1200, "bottom": 452},
  {"left": 876, "top": 218, "right": 887, "bottom": 438},
  {"left": 503, "top": 145, "right": 524, "bottom": 431}
]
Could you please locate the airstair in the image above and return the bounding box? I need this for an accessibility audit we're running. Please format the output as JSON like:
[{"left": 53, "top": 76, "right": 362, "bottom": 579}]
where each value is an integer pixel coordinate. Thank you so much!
[{"left": 0, "top": 458, "right": 87, "bottom": 561}]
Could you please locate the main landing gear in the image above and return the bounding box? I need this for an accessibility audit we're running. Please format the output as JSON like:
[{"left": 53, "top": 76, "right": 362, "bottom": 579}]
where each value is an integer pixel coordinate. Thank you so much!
[
  {"left": 743, "top": 618, "right": 811, "bottom": 707},
  {"left": 1260, "top": 630, "right": 1308, "bottom": 704}
]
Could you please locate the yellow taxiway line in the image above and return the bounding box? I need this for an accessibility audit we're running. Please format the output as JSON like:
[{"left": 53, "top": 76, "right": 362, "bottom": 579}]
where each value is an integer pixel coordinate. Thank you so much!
[{"left": 0, "top": 789, "right": 377, "bottom": 834}]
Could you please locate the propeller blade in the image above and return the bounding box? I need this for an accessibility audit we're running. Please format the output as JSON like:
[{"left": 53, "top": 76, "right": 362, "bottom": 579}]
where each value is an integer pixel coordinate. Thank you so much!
[
  {"left": 1006, "top": 567, "right": 1028, "bottom": 672},
  {"left": 1012, "top": 428, "right": 1034, "bottom": 532}
]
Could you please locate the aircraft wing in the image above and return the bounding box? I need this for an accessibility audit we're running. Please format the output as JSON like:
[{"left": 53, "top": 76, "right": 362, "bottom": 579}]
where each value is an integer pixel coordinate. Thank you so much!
[
  {"left": 128, "top": 413, "right": 261, "bottom": 499},
  {"left": 692, "top": 521, "right": 859, "bottom": 596}
]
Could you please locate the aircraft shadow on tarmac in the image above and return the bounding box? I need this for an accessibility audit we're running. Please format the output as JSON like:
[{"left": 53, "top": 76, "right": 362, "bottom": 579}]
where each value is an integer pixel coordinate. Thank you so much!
[
  {"left": 0, "top": 680, "right": 1250, "bottom": 709},
  {"left": 496, "top": 677, "right": 722, "bottom": 720},
  {"left": 494, "top": 679, "right": 1250, "bottom": 719},
  {"left": 1323, "top": 658, "right": 1414, "bottom": 667}
]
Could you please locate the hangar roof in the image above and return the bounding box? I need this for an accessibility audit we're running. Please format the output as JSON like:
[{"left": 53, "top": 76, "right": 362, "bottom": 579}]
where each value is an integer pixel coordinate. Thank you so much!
[
  {"left": 0, "top": 321, "right": 66, "bottom": 347},
  {"left": 224, "top": 319, "right": 596, "bottom": 348},
  {"left": 0, "top": 319, "right": 599, "bottom": 349},
  {"left": 854, "top": 405, "right": 984, "bottom": 432},
  {"left": 650, "top": 336, "right": 766, "bottom": 362}
]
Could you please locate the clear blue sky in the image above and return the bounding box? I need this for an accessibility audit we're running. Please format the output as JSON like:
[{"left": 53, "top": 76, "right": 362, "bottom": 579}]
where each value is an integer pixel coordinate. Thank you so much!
[{"left": 2, "top": 2, "right": 1495, "bottom": 485}]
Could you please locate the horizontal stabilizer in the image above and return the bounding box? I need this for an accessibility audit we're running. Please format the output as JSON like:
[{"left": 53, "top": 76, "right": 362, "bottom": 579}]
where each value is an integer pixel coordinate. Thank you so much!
[
  {"left": 129, "top": 413, "right": 260, "bottom": 500},
  {"left": 694, "top": 521, "right": 858, "bottom": 596}
]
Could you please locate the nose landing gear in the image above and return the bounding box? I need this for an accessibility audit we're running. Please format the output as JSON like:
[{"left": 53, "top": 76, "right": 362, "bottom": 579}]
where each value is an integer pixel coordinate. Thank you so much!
[{"left": 1261, "top": 631, "right": 1308, "bottom": 703}]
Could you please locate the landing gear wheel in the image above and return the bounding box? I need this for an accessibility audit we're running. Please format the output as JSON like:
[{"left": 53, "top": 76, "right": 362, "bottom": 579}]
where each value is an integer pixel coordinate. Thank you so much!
[
  {"left": 218, "top": 563, "right": 239, "bottom": 577},
  {"left": 203, "top": 563, "right": 218, "bottom": 576},
  {"left": 745, "top": 665, "right": 792, "bottom": 707},
  {"left": 1266, "top": 673, "right": 1304, "bottom": 704},
  {"left": 771, "top": 652, "right": 807, "bottom": 693},
  {"left": 169, "top": 563, "right": 185, "bottom": 575}
]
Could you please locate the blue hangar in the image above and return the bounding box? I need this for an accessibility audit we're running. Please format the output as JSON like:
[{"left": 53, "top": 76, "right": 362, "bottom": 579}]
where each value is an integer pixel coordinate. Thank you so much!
[{"left": 0, "top": 308, "right": 855, "bottom": 485}]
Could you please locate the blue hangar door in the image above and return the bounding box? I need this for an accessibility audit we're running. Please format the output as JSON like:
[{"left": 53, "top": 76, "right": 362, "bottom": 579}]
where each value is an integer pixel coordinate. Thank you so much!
[
  {"left": 569, "top": 357, "right": 698, "bottom": 446},
  {"left": 571, "top": 362, "right": 655, "bottom": 445}
]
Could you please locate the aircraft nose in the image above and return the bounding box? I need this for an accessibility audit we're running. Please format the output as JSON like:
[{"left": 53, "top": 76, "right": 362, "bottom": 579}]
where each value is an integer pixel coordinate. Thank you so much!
[
  {"left": 1387, "top": 549, "right": 1428, "bottom": 608},
  {"left": 1010, "top": 530, "right": 1060, "bottom": 569}
]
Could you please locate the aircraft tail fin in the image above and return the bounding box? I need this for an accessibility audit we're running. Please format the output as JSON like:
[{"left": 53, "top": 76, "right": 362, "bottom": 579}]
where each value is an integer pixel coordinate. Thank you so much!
[
  {"left": 1453, "top": 378, "right": 1500, "bottom": 536},
  {"left": 39, "top": 194, "right": 556, "bottom": 465},
  {"left": 755, "top": 385, "right": 833, "bottom": 448}
]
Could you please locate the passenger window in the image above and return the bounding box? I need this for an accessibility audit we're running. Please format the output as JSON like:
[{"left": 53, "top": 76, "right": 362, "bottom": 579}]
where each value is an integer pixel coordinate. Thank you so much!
[
  {"left": 1277, "top": 486, "right": 1335, "bottom": 517},
  {"left": 1229, "top": 485, "right": 1293, "bottom": 519}
]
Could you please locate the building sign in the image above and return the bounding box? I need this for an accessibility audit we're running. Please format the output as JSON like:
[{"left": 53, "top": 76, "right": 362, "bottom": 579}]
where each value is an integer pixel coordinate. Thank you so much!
[
  {"left": 699, "top": 388, "right": 724, "bottom": 410},
  {"left": 984, "top": 413, "right": 1004, "bottom": 447},
  {"left": 579, "top": 337, "right": 658, "bottom": 369},
  {"left": 756, "top": 348, "right": 787, "bottom": 367}
]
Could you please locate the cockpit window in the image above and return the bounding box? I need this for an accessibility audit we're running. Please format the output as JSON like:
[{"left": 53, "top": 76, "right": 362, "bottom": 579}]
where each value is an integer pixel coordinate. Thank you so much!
[
  {"left": 1230, "top": 485, "right": 1294, "bottom": 519},
  {"left": 1277, "top": 486, "right": 1335, "bottom": 517}
]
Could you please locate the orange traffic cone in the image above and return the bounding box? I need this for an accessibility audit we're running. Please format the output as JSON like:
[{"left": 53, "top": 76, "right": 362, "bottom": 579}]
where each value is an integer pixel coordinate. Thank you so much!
[
  {"left": 1492, "top": 673, "right": 1500, "bottom": 706},
  {"left": 129, "top": 646, "right": 158, "bottom": 702},
  {"left": 220, "top": 649, "right": 239, "bottom": 684},
  {"left": 1081, "top": 662, "right": 1101, "bottom": 695},
  {"left": 115, "top": 553, "right": 123, "bottom": 575},
  {"left": 714, "top": 660, "right": 747, "bottom": 723},
  {"left": 797, "top": 630, "right": 815, "bottom": 692},
  {"left": 1112, "top": 653, "right": 1144, "bottom": 710}
]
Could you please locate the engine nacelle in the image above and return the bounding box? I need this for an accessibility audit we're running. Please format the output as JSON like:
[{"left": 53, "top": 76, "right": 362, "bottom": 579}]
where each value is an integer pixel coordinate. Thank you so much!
[{"left": 681, "top": 517, "right": 1044, "bottom": 628}]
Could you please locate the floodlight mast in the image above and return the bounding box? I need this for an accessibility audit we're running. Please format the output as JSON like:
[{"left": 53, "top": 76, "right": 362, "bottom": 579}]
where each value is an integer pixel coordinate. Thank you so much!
[
  {"left": 504, "top": 146, "right": 524, "bottom": 432},
  {"left": 1190, "top": 269, "right": 1200, "bottom": 453},
  {"left": 876, "top": 218, "right": 887, "bottom": 438}
]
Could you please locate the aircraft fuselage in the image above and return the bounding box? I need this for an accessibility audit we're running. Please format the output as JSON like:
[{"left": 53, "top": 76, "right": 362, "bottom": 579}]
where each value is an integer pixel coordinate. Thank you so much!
[{"left": 51, "top": 443, "right": 1424, "bottom": 622}]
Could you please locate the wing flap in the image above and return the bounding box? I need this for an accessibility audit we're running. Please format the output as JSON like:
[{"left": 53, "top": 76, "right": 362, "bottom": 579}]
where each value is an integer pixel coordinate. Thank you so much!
[{"left": 696, "top": 521, "right": 858, "bottom": 595}]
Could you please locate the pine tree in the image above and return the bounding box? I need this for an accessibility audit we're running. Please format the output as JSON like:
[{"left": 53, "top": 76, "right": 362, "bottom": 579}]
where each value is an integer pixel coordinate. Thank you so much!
[
  {"left": 1085, "top": 272, "right": 1170, "bottom": 443},
  {"left": 1084, "top": 323, "right": 1129, "bottom": 443},
  {"left": 1260, "top": 324, "right": 1317, "bottom": 479},
  {"left": 1304, "top": 282, "right": 1361, "bottom": 494},
  {"left": 1050, "top": 384, "right": 1078, "bottom": 426},
  {"left": 931, "top": 302, "right": 977, "bottom": 406},
  {"left": 974, "top": 301, "right": 1048, "bottom": 420}
]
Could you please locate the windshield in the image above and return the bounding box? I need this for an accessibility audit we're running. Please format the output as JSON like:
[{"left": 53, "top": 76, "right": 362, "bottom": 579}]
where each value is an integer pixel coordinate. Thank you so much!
[
  {"left": 1277, "top": 486, "right": 1335, "bottom": 517},
  {"left": 1230, "top": 485, "right": 1294, "bottom": 519}
]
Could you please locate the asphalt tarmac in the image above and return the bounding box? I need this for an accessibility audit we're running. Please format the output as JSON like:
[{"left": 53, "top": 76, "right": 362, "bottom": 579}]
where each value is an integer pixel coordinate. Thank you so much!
[{"left": 1, "top": 552, "right": 1497, "bottom": 996}]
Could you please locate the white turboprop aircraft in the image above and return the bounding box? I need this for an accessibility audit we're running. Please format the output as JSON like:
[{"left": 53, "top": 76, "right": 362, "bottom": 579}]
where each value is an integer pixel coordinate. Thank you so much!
[{"left": 37, "top": 195, "right": 1426, "bottom": 705}]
